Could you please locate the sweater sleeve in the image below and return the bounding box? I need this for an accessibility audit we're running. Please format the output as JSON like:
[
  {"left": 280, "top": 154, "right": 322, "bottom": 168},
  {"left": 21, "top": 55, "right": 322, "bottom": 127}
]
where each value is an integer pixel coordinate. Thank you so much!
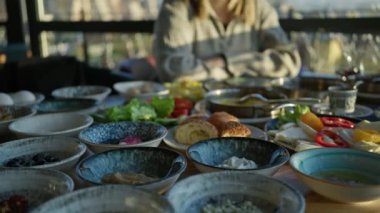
[
  {"left": 153, "top": 0, "right": 210, "bottom": 82},
  {"left": 225, "top": 0, "right": 301, "bottom": 78}
]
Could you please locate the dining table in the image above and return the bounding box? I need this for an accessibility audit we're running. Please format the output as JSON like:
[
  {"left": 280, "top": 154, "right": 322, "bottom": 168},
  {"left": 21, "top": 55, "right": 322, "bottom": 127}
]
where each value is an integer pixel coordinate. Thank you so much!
[{"left": 166, "top": 141, "right": 380, "bottom": 213}]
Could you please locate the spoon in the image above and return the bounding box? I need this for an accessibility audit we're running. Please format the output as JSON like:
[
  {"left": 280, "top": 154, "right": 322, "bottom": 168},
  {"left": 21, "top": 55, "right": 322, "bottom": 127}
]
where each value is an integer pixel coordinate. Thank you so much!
[{"left": 238, "top": 93, "right": 321, "bottom": 105}]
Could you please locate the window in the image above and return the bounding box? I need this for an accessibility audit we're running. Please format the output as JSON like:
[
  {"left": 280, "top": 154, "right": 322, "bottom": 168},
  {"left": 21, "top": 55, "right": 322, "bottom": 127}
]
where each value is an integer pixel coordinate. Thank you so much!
[
  {"left": 0, "top": 0, "right": 7, "bottom": 21},
  {"left": 269, "top": 0, "right": 380, "bottom": 18},
  {"left": 39, "top": 0, "right": 162, "bottom": 21}
]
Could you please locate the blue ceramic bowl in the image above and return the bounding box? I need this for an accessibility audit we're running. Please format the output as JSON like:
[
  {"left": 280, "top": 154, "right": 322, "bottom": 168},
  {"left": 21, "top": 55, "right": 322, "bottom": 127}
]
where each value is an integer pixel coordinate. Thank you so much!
[
  {"left": 290, "top": 148, "right": 380, "bottom": 202},
  {"left": 0, "top": 168, "right": 74, "bottom": 211},
  {"left": 76, "top": 147, "right": 187, "bottom": 193},
  {"left": 79, "top": 121, "right": 167, "bottom": 153},
  {"left": 52, "top": 85, "right": 111, "bottom": 103},
  {"left": 0, "top": 136, "right": 86, "bottom": 172},
  {"left": 36, "top": 98, "right": 98, "bottom": 114},
  {"left": 166, "top": 171, "right": 305, "bottom": 213},
  {"left": 31, "top": 185, "right": 174, "bottom": 213},
  {"left": 187, "top": 137, "right": 289, "bottom": 176}
]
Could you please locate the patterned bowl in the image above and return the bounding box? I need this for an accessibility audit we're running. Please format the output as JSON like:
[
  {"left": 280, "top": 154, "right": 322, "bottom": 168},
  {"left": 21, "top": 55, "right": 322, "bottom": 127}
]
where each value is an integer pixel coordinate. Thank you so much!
[
  {"left": 76, "top": 147, "right": 187, "bottom": 193},
  {"left": 52, "top": 85, "right": 111, "bottom": 103},
  {"left": 166, "top": 171, "right": 305, "bottom": 213},
  {"left": 0, "top": 106, "right": 36, "bottom": 136},
  {"left": 31, "top": 185, "right": 174, "bottom": 213},
  {"left": 9, "top": 113, "right": 93, "bottom": 138},
  {"left": 290, "top": 148, "right": 380, "bottom": 202},
  {"left": 0, "top": 168, "right": 74, "bottom": 211},
  {"left": 79, "top": 121, "right": 167, "bottom": 153},
  {"left": 187, "top": 137, "right": 289, "bottom": 176},
  {"left": 0, "top": 136, "right": 86, "bottom": 172}
]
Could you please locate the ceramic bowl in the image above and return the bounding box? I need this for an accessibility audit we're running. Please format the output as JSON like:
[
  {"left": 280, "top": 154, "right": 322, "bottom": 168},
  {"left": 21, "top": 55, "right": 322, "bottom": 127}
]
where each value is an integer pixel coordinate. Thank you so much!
[
  {"left": 9, "top": 113, "right": 93, "bottom": 138},
  {"left": 31, "top": 185, "right": 174, "bottom": 213},
  {"left": 0, "top": 168, "right": 74, "bottom": 211},
  {"left": 0, "top": 106, "right": 36, "bottom": 136},
  {"left": 187, "top": 137, "right": 289, "bottom": 176},
  {"left": 290, "top": 148, "right": 380, "bottom": 202},
  {"left": 113, "top": 81, "right": 169, "bottom": 101},
  {"left": 79, "top": 121, "right": 167, "bottom": 153},
  {"left": 76, "top": 147, "right": 187, "bottom": 193},
  {"left": 0, "top": 136, "right": 86, "bottom": 172},
  {"left": 166, "top": 171, "right": 305, "bottom": 213},
  {"left": 52, "top": 85, "right": 111, "bottom": 103},
  {"left": 36, "top": 98, "right": 98, "bottom": 114},
  {"left": 0, "top": 92, "right": 45, "bottom": 107}
]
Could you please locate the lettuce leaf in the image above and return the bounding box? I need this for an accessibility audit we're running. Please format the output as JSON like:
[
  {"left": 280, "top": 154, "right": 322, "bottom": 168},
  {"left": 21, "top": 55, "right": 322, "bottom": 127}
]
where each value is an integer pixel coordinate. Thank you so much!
[{"left": 150, "top": 96, "right": 174, "bottom": 118}]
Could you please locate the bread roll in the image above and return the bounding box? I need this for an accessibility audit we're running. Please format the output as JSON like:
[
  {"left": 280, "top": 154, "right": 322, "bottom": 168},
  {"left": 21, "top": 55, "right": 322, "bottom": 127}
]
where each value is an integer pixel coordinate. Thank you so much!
[
  {"left": 175, "top": 120, "right": 218, "bottom": 145},
  {"left": 207, "top": 112, "right": 239, "bottom": 131},
  {"left": 219, "top": 121, "right": 252, "bottom": 137}
]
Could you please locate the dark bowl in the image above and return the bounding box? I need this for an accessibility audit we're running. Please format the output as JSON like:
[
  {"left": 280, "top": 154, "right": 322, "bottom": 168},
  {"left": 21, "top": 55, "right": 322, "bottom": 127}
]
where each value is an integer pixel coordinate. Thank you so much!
[
  {"left": 76, "top": 147, "right": 187, "bottom": 193},
  {"left": 187, "top": 137, "right": 289, "bottom": 176},
  {"left": 36, "top": 98, "right": 97, "bottom": 114},
  {"left": 205, "top": 88, "right": 286, "bottom": 118}
]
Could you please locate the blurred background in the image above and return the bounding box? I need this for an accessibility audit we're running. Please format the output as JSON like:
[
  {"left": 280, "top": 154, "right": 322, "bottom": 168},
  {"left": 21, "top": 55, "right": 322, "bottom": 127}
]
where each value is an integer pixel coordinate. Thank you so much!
[{"left": 1, "top": 0, "right": 380, "bottom": 76}]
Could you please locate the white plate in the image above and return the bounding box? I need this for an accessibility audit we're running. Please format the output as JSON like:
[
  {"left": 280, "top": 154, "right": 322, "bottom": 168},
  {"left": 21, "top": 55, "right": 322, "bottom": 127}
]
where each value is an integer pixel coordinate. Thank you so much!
[
  {"left": 163, "top": 124, "right": 267, "bottom": 151},
  {"left": 193, "top": 100, "right": 273, "bottom": 124}
]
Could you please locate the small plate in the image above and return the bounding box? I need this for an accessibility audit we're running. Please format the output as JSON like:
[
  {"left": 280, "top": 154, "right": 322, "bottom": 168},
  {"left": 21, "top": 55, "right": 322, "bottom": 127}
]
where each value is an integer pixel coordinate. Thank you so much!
[
  {"left": 312, "top": 103, "right": 373, "bottom": 119},
  {"left": 163, "top": 125, "right": 267, "bottom": 151},
  {"left": 193, "top": 100, "right": 273, "bottom": 124}
]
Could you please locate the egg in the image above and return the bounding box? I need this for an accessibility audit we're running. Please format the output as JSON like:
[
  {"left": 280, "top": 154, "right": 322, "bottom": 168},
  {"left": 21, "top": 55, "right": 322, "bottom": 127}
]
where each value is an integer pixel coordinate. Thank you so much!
[
  {"left": 10, "top": 90, "right": 36, "bottom": 104},
  {"left": 0, "top": 93, "right": 14, "bottom": 105}
]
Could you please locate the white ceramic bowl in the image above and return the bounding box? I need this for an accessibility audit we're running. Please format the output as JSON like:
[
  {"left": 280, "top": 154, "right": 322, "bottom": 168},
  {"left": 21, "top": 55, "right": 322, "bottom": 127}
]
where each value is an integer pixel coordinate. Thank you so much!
[
  {"left": 0, "top": 168, "right": 74, "bottom": 211},
  {"left": 78, "top": 121, "right": 167, "bottom": 153},
  {"left": 31, "top": 185, "right": 174, "bottom": 213},
  {"left": 166, "top": 171, "right": 305, "bottom": 213},
  {"left": 9, "top": 112, "right": 93, "bottom": 138},
  {"left": 0, "top": 106, "right": 36, "bottom": 136},
  {"left": 290, "top": 148, "right": 380, "bottom": 203},
  {"left": 52, "top": 85, "right": 111, "bottom": 103},
  {"left": 0, "top": 136, "right": 86, "bottom": 172},
  {"left": 113, "top": 81, "right": 169, "bottom": 101}
]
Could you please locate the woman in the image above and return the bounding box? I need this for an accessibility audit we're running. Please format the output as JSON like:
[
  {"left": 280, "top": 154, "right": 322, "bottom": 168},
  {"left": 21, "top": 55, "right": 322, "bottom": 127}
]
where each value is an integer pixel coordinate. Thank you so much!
[{"left": 153, "top": 0, "right": 301, "bottom": 82}]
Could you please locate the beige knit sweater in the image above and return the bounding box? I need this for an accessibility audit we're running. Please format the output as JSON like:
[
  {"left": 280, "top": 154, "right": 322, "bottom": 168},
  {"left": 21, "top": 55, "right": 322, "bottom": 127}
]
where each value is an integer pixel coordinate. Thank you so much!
[{"left": 153, "top": 0, "right": 301, "bottom": 82}]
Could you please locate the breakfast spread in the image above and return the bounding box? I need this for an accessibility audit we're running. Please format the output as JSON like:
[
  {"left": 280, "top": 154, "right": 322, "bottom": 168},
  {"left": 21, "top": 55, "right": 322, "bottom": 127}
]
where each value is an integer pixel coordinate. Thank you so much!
[
  {"left": 0, "top": 195, "right": 28, "bottom": 213},
  {"left": 119, "top": 136, "right": 143, "bottom": 145},
  {"left": 217, "top": 156, "right": 258, "bottom": 169},
  {"left": 202, "top": 199, "right": 263, "bottom": 213},
  {"left": 0, "top": 108, "right": 13, "bottom": 121},
  {"left": 101, "top": 172, "right": 157, "bottom": 185},
  {"left": 175, "top": 112, "right": 252, "bottom": 145},
  {"left": 5, "top": 153, "right": 61, "bottom": 167}
]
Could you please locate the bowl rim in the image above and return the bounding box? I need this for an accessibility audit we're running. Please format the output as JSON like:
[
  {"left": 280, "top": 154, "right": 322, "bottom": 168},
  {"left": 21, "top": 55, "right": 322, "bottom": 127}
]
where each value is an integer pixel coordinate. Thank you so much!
[
  {"left": 166, "top": 170, "right": 305, "bottom": 213},
  {"left": 8, "top": 113, "right": 94, "bottom": 136},
  {"left": 75, "top": 146, "right": 187, "bottom": 186},
  {"left": 78, "top": 121, "right": 168, "bottom": 148},
  {"left": 0, "top": 136, "right": 87, "bottom": 169},
  {"left": 289, "top": 148, "right": 380, "bottom": 188},
  {"left": 36, "top": 98, "right": 98, "bottom": 113},
  {"left": 0, "top": 106, "right": 37, "bottom": 125},
  {"left": 113, "top": 81, "right": 168, "bottom": 95},
  {"left": 0, "top": 167, "right": 75, "bottom": 192},
  {"left": 52, "top": 85, "right": 112, "bottom": 98},
  {"left": 186, "top": 137, "right": 290, "bottom": 171},
  {"left": 31, "top": 184, "right": 174, "bottom": 213}
]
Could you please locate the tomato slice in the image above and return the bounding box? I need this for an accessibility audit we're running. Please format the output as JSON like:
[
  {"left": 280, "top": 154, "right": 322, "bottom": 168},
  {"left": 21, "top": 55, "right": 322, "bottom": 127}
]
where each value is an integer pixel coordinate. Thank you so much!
[
  {"left": 171, "top": 108, "right": 189, "bottom": 118},
  {"left": 320, "top": 117, "right": 354, "bottom": 129},
  {"left": 315, "top": 130, "right": 350, "bottom": 148},
  {"left": 174, "top": 97, "right": 193, "bottom": 110}
]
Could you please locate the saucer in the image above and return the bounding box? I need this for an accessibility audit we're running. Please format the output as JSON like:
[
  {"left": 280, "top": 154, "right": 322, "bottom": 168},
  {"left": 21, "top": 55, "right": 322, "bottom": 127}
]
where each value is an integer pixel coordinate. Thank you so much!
[{"left": 312, "top": 103, "right": 373, "bottom": 119}]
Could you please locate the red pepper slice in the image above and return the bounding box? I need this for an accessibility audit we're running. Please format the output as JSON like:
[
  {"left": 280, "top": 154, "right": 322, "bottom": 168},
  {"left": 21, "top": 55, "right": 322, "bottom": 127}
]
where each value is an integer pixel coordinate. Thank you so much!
[
  {"left": 315, "top": 130, "right": 350, "bottom": 148},
  {"left": 320, "top": 117, "right": 354, "bottom": 129},
  {"left": 171, "top": 108, "right": 189, "bottom": 118}
]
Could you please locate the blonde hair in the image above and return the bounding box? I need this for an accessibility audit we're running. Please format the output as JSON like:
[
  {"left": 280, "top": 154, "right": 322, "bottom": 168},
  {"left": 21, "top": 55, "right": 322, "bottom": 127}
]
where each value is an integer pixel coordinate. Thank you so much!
[{"left": 188, "top": 0, "right": 256, "bottom": 26}]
